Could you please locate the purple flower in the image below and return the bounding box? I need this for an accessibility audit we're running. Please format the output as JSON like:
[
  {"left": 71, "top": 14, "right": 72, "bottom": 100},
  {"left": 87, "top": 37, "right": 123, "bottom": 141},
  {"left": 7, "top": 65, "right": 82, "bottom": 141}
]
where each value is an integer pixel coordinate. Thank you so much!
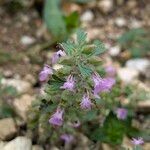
[
  {"left": 92, "top": 73, "right": 115, "bottom": 97},
  {"left": 49, "top": 108, "right": 64, "bottom": 126},
  {"left": 61, "top": 134, "right": 74, "bottom": 143},
  {"left": 51, "top": 50, "right": 66, "bottom": 64},
  {"left": 131, "top": 137, "right": 144, "bottom": 145},
  {"left": 80, "top": 94, "right": 92, "bottom": 110},
  {"left": 39, "top": 65, "right": 53, "bottom": 82},
  {"left": 60, "top": 75, "right": 75, "bottom": 91},
  {"left": 105, "top": 66, "right": 116, "bottom": 77},
  {"left": 116, "top": 108, "right": 128, "bottom": 120}
]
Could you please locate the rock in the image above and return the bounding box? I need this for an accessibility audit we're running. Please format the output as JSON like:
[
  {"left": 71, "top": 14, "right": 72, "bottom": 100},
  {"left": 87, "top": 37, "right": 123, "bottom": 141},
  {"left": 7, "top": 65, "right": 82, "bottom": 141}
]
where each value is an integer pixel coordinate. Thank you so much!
[
  {"left": 1, "top": 78, "right": 32, "bottom": 94},
  {"left": 102, "top": 143, "right": 113, "bottom": 150},
  {"left": 13, "top": 94, "right": 35, "bottom": 121},
  {"left": 144, "top": 143, "right": 150, "bottom": 150},
  {"left": 50, "top": 147, "right": 60, "bottom": 150},
  {"left": 80, "top": 10, "right": 94, "bottom": 22},
  {"left": 0, "top": 118, "right": 17, "bottom": 140},
  {"left": 32, "top": 145, "right": 44, "bottom": 150},
  {"left": 3, "top": 70, "right": 13, "bottom": 78},
  {"left": 0, "top": 141, "right": 6, "bottom": 149},
  {"left": 117, "top": 67, "right": 139, "bottom": 83},
  {"left": 109, "top": 45, "right": 121, "bottom": 56},
  {"left": 98, "top": 0, "right": 113, "bottom": 13},
  {"left": 3, "top": 136, "right": 32, "bottom": 150},
  {"left": 122, "top": 137, "right": 132, "bottom": 149},
  {"left": 126, "top": 58, "right": 150, "bottom": 75},
  {"left": 130, "top": 19, "right": 142, "bottom": 28},
  {"left": 115, "top": 17, "right": 127, "bottom": 27},
  {"left": 20, "top": 36, "right": 35, "bottom": 46},
  {"left": 137, "top": 100, "right": 150, "bottom": 113}
]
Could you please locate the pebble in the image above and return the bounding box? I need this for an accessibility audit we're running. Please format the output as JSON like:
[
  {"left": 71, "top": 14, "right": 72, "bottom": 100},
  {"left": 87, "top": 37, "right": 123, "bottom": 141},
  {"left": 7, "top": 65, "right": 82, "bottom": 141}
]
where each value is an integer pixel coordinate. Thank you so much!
[
  {"left": 13, "top": 94, "right": 35, "bottom": 121},
  {"left": 1, "top": 78, "right": 31, "bottom": 94},
  {"left": 98, "top": 0, "right": 113, "bottom": 13},
  {"left": 115, "top": 17, "right": 127, "bottom": 27},
  {"left": 32, "top": 145, "right": 44, "bottom": 150},
  {"left": 80, "top": 10, "right": 94, "bottom": 22},
  {"left": 117, "top": 67, "right": 139, "bottom": 83},
  {"left": 109, "top": 45, "right": 121, "bottom": 56},
  {"left": 0, "top": 118, "right": 17, "bottom": 140},
  {"left": 20, "top": 36, "right": 35, "bottom": 46},
  {"left": 129, "top": 19, "right": 142, "bottom": 28},
  {"left": 2, "top": 136, "right": 32, "bottom": 150},
  {"left": 126, "top": 58, "right": 150, "bottom": 75}
]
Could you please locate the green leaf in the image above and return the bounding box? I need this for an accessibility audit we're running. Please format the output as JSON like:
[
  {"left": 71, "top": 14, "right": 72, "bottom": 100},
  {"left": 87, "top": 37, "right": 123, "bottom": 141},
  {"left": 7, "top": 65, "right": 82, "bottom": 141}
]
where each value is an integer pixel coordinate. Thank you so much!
[
  {"left": 133, "top": 146, "right": 143, "bottom": 150},
  {"left": 87, "top": 56, "right": 102, "bottom": 66},
  {"left": 90, "top": 112, "right": 132, "bottom": 145},
  {"left": 82, "top": 110, "right": 97, "bottom": 121},
  {"left": 44, "top": 0, "right": 67, "bottom": 40},
  {"left": 76, "top": 29, "right": 87, "bottom": 46},
  {"left": 92, "top": 40, "right": 106, "bottom": 55},
  {"left": 78, "top": 64, "right": 92, "bottom": 77},
  {"left": 62, "top": 40, "right": 76, "bottom": 55},
  {"left": 0, "top": 104, "right": 15, "bottom": 119},
  {"left": 64, "top": 11, "right": 80, "bottom": 33}
]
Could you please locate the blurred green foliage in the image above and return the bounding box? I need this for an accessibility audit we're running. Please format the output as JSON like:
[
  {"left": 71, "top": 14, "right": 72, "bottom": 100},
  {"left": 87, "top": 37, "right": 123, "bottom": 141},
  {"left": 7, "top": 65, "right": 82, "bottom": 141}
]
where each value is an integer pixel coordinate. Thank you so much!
[
  {"left": 27, "top": 30, "right": 147, "bottom": 147},
  {"left": 44, "top": 0, "right": 80, "bottom": 41},
  {"left": 118, "top": 28, "right": 150, "bottom": 57},
  {"left": 0, "top": 75, "right": 17, "bottom": 119}
]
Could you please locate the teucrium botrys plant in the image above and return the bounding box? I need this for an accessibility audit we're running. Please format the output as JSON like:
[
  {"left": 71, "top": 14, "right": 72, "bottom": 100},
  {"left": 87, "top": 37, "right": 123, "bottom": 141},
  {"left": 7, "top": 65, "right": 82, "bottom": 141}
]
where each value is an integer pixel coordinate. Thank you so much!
[{"left": 28, "top": 30, "right": 144, "bottom": 148}]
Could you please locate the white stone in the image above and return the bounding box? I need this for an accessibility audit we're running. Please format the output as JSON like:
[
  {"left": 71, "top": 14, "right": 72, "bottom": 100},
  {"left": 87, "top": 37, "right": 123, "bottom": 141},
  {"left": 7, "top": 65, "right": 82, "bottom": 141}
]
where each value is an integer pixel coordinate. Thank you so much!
[
  {"left": 13, "top": 94, "right": 35, "bottom": 121},
  {"left": 21, "top": 36, "right": 35, "bottom": 46},
  {"left": 80, "top": 10, "right": 94, "bottom": 22},
  {"left": 126, "top": 58, "right": 150, "bottom": 74},
  {"left": 130, "top": 19, "right": 142, "bottom": 28},
  {"left": 98, "top": 0, "right": 113, "bottom": 13},
  {"left": 0, "top": 118, "right": 17, "bottom": 140},
  {"left": 0, "top": 141, "right": 6, "bottom": 149},
  {"left": 32, "top": 145, "right": 44, "bottom": 150},
  {"left": 115, "top": 17, "right": 127, "bottom": 27},
  {"left": 117, "top": 67, "right": 139, "bottom": 83},
  {"left": 3, "top": 136, "right": 32, "bottom": 150},
  {"left": 109, "top": 45, "right": 121, "bottom": 56},
  {"left": 1, "top": 78, "right": 31, "bottom": 94}
]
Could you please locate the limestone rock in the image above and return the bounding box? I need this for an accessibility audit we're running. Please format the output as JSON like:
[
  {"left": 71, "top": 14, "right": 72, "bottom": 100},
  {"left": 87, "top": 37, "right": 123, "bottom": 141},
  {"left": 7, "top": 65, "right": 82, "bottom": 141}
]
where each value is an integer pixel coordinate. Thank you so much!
[
  {"left": 32, "top": 145, "right": 44, "bottom": 150},
  {"left": 0, "top": 118, "right": 17, "bottom": 140},
  {"left": 1, "top": 79, "right": 31, "bottom": 94},
  {"left": 126, "top": 58, "right": 150, "bottom": 75},
  {"left": 3, "top": 136, "right": 32, "bottom": 150},
  {"left": 115, "top": 17, "right": 127, "bottom": 27},
  {"left": 117, "top": 67, "right": 139, "bottom": 84},
  {"left": 98, "top": 0, "right": 113, "bottom": 13},
  {"left": 80, "top": 10, "right": 94, "bottom": 22},
  {"left": 20, "top": 36, "right": 35, "bottom": 46},
  {"left": 13, "top": 94, "right": 35, "bottom": 121},
  {"left": 109, "top": 45, "right": 121, "bottom": 56}
]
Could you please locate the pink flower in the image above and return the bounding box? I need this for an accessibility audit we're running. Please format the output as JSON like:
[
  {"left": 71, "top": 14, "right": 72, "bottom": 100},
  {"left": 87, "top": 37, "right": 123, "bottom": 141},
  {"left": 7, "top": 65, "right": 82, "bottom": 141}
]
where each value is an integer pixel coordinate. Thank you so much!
[
  {"left": 92, "top": 73, "right": 115, "bottom": 98},
  {"left": 105, "top": 66, "right": 116, "bottom": 77},
  {"left": 51, "top": 50, "right": 66, "bottom": 64},
  {"left": 60, "top": 134, "right": 74, "bottom": 143},
  {"left": 116, "top": 108, "right": 128, "bottom": 120},
  {"left": 80, "top": 94, "right": 92, "bottom": 110},
  {"left": 39, "top": 65, "right": 53, "bottom": 82},
  {"left": 131, "top": 137, "right": 144, "bottom": 145},
  {"left": 49, "top": 108, "right": 64, "bottom": 126},
  {"left": 60, "top": 75, "right": 75, "bottom": 91}
]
